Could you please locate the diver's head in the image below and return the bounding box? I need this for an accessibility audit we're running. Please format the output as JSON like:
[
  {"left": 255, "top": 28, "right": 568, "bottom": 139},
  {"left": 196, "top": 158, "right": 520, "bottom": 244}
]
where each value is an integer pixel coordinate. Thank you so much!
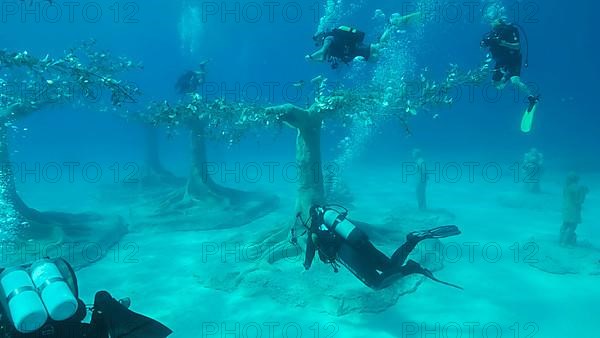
[{"left": 309, "top": 205, "right": 323, "bottom": 218}]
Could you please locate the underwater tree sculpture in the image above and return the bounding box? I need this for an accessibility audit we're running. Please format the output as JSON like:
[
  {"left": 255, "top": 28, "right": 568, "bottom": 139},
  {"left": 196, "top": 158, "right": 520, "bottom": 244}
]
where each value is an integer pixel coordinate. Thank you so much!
[
  {"left": 135, "top": 94, "right": 279, "bottom": 230},
  {"left": 136, "top": 125, "right": 183, "bottom": 188},
  {"left": 258, "top": 65, "right": 489, "bottom": 263},
  {"left": 0, "top": 43, "right": 140, "bottom": 267},
  {"left": 192, "top": 66, "right": 491, "bottom": 315}
]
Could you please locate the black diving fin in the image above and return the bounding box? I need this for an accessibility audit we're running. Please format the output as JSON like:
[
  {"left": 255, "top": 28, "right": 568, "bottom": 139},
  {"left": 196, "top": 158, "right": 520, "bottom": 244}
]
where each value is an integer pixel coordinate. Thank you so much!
[
  {"left": 91, "top": 291, "right": 172, "bottom": 338},
  {"left": 409, "top": 225, "right": 461, "bottom": 241},
  {"left": 405, "top": 260, "right": 463, "bottom": 290}
]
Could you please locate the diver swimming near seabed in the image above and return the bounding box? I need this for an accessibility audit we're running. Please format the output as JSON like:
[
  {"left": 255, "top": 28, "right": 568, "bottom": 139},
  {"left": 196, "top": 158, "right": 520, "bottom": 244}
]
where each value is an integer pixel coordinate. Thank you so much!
[
  {"left": 0, "top": 258, "right": 172, "bottom": 337},
  {"left": 292, "top": 205, "right": 462, "bottom": 290},
  {"left": 480, "top": 18, "right": 540, "bottom": 132}
]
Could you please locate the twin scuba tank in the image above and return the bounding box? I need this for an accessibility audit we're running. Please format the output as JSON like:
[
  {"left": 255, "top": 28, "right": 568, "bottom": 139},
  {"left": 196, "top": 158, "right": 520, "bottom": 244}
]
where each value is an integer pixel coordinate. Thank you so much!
[{"left": 0, "top": 258, "right": 79, "bottom": 334}]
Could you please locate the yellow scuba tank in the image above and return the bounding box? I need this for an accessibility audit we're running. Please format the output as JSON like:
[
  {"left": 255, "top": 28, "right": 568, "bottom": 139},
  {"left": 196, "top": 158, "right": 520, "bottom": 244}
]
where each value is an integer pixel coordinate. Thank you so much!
[{"left": 337, "top": 25, "right": 357, "bottom": 33}]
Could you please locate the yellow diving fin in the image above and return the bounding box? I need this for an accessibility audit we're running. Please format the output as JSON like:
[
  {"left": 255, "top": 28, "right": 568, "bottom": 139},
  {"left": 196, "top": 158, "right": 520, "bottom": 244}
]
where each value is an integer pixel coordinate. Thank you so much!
[{"left": 520, "top": 96, "right": 539, "bottom": 133}]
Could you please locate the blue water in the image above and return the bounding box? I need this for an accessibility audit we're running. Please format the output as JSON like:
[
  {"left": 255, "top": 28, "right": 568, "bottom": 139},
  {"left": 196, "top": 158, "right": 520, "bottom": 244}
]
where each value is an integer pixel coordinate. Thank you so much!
[{"left": 2, "top": 0, "right": 599, "bottom": 337}]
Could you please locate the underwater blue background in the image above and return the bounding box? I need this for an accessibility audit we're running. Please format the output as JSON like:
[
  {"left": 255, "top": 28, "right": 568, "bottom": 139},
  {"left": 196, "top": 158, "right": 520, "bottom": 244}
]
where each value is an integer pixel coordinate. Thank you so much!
[
  {"left": 2, "top": 2, "right": 599, "bottom": 337},
  {"left": 3, "top": 0, "right": 597, "bottom": 175}
]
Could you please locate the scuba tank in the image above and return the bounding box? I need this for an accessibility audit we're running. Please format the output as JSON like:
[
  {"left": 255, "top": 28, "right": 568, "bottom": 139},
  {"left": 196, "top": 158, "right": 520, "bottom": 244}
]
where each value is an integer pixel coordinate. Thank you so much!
[
  {"left": 294, "top": 205, "right": 370, "bottom": 272},
  {"left": 0, "top": 258, "right": 80, "bottom": 334},
  {"left": 316, "top": 205, "right": 369, "bottom": 250},
  {"left": 0, "top": 258, "right": 173, "bottom": 338},
  {"left": 0, "top": 267, "right": 48, "bottom": 333}
]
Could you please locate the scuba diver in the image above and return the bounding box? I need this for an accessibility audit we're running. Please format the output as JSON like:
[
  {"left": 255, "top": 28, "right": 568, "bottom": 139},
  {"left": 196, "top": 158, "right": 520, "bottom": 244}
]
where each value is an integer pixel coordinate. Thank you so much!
[
  {"left": 480, "top": 18, "right": 540, "bottom": 133},
  {"left": 175, "top": 60, "right": 208, "bottom": 94},
  {"left": 293, "top": 205, "right": 463, "bottom": 290},
  {"left": 307, "top": 26, "right": 373, "bottom": 69},
  {"left": 0, "top": 258, "right": 172, "bottom": 337},
  {"left": 306, "top": 12, "right": 420, "bottom": 69}
]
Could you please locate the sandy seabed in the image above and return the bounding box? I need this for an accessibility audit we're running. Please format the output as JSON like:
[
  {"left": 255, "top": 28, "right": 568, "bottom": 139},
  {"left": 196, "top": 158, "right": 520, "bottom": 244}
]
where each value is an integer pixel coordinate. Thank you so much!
[{"left": 16, "top": 165, "right": 600, "bottom": 338}]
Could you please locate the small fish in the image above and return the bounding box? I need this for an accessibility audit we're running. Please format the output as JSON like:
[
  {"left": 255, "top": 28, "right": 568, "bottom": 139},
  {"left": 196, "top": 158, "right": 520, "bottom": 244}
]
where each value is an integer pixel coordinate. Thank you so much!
[{"left": 291, "top": 80, "right": 305, "bottom": 88}]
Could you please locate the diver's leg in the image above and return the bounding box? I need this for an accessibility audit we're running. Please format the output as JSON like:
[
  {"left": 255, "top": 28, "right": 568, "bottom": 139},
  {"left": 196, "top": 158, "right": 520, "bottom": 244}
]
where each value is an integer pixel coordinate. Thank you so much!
[
  {"left": 363, "top": 241, "right": 392, "bottom": 270},
  {"left": 492, "top": 64, "right": 508, "bottom": 90},
  {"left": 306, "top": 36, "right": 334, "bottom": 62},
  {"left": 510, "top": 76, "right": 532, "bottom": 96},
  {"left": 390, "top": 235, "right": 420, "bottom": 266},
  {"left": 380, "top": 12, "right": 421, "bottom": 43},
  {"left": 389, "top": 12, "right": 422, "bottom": 27},
  {"left": 337, "top": 242, "right": 384, "bottom": 289},
  {"left": 391, "top": 225, "right": 461, "bottom": 265}
]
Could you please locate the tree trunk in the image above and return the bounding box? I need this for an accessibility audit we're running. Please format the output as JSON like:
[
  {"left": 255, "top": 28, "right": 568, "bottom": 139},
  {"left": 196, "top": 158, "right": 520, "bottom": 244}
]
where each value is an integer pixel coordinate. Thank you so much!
[
  {"left": 186, "top": 120, "right": 229, "bottom": 203},
  {"left": 255, "top": 104, "right": 326, "bottom": 264},
  {"left": 155, "top": 119, "right": 279, "bottom": 230},
  {"left": 139, "top": 126, "right": 181, "bottom": 187},
  {"left": 161, "top": 119, "right": 250, "bottom": 209},
  {"left": 145, "top": 126, "right": 169, "bottom": 177},
  {"left": 292, "top": 113, "right": 325, "bottom": 224},
  {"left": 0, "top": 123, "right": 126, "bottom": 268}
]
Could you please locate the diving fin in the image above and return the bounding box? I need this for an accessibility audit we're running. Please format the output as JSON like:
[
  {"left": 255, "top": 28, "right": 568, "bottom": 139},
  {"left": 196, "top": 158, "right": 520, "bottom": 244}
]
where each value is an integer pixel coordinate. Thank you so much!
[
  {"left": 521, "top": 95, "right": 540, "bottom": 133},
  {"left": 408, "top": 225, "right": 461, "bottom": 241},
  {"left": 92, "top": 291, "right": 172, "bottom": 338},
  {"left": 405, "top": 260, "right": 463, "bottom": 290}
]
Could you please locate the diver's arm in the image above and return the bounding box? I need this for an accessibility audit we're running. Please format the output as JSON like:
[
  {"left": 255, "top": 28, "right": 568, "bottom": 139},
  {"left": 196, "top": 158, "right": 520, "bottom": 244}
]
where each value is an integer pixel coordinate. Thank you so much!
[
  {"left": 303, "top": 233, "right": 317, "bottom": 270},
  {"left": 306, "top": 36, "right": 334, "bottom": 62}
]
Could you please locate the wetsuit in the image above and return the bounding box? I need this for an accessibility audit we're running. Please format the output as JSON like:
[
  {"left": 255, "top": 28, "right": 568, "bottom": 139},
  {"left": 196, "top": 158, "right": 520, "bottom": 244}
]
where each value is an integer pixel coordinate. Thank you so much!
[
  {"left": 482, "top": 23, "right": 523, "bottom": 83},
  {"left": 320, "top": 27, "right": 371, "bottom": 68},
  {"left": 175, "top": 70, "right": 205, "bottom": 94},
  {"left": 302, "top": 207, "right": 462, "bottom": 290}
]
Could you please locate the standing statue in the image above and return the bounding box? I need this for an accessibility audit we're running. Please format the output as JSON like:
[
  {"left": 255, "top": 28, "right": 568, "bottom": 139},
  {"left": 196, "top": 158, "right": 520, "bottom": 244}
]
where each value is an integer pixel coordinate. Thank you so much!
[{"left": 560, "top": 173, "right": 589, "bottom": 246}]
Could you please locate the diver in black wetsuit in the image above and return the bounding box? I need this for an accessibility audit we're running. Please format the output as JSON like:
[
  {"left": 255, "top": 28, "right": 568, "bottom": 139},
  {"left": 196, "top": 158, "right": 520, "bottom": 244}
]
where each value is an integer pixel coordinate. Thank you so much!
[
  {"left": 175, "top": 60, "right": 208, "bottom": 94},
  {"left": 306, "top": 26, "right": 373, "bottom": 69},
  {"left": 305, "top": 13, "right": 421, "bottom": 69},
  {"left": 481, "top": 19, "right": 538, "bottom": 109},
  {"left": 295, "top": 205, "right": 463, "bottom": 290}
]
